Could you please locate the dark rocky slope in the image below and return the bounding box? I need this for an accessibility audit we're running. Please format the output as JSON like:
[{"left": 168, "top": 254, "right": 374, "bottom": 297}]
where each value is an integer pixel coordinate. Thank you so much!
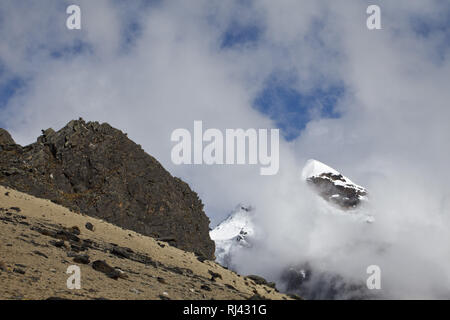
[
  {"left": 0, "top": 119, "right": 214, "bottom": 259},
  {"left": 0, "top": 186, "right": 290, "bottom": 300},
  {"left": 0, "top": 128, "right": 15, "bottom": 146},
  {"left": 302, "top": 159, "right": 367, "bottom": 210}
]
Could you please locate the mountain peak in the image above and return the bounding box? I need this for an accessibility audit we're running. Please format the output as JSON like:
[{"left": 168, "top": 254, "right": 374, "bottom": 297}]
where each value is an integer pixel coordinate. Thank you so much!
[
  {"left": 302, "top": 159, "right": 367, "bottom": 209},
  {"left": 210, "top": 205, "right": 255, "bottom": 267},
  {"left": 301, "top": 159, "right": 340, "bottom": 180},
  {"left": 0, "top": 119, "right": 215, "bottom": 259},
  {"left": 0, "top": 128, "right": 15, "bottom": 146}
]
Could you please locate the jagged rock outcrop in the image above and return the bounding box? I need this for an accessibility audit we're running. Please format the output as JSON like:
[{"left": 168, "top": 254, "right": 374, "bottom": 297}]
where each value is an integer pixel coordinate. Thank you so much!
[
  {"left": 0, "top": 119, "right": 215, "bottom": 259},
  {"left": 302, "top": 159, "right": 367, "bottom": 209},
  {"left": 0, "top": 129, "right": 15, "bottom": 147}
]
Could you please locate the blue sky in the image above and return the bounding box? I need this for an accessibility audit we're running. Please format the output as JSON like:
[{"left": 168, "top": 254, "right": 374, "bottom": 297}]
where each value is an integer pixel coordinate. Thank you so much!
[
  {"left": 0, "top": 67, "right": 25, "bottom": 128},
  {"left": 220, "top": 23, "right": 262, "bottom": 49},
  {"left": 0, "top": 0, "right": 448, "bottom": 142},
  {"left": 409, "top": 6, "right": 450, "bottom": 63},
  {"left": 219, "top": 17, "right": 344, "bottom": 141},
  {"left": 0, "top": 2, "right": 344, "bottom": 142},
  {"left": 2, "top": 1, "right": 450, "bottom": 299},
  {"left": 49, "top": 39, "right": 92, "bottom": 59},
  {"left": 253, "top": 73, "right": 343, "bottom": 141},
  {"left": 0, "top": 77, "right": 23, "bottom": 110}
]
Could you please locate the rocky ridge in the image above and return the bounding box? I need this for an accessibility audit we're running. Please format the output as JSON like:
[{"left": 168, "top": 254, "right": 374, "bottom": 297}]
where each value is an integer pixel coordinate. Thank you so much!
[
  {"left": 0, "top": 119, "right": 214, "bottom": 259},
  {"left": 302, "top": 159, "right": 367, "bottom": 209}
]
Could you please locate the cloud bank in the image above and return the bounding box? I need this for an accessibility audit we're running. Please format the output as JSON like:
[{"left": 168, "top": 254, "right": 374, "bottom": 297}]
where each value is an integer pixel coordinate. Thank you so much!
[{"left": 1, "top": 0, "right": 450, "bottom": 298}]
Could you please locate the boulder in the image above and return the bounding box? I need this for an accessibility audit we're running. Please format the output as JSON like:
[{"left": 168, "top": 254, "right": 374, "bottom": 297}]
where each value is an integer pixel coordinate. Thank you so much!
[{"left": 92, "top": 260, "right": 124, "bottom": 279}]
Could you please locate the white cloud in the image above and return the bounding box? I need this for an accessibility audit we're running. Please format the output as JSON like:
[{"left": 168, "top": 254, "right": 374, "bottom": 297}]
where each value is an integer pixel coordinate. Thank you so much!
[{"left": 1, "top": 0, "right": 450, "bottom": 298}]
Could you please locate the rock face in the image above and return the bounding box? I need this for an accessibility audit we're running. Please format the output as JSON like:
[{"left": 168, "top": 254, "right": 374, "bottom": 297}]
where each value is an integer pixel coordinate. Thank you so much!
[
  {"left": 302, "top": 159, "right": 367, "bottom": 209},
  {"left": 0, "top": 119, "right": 215, "bottom": 259},
  {"left": 210, "top": 205, "right": 255, "bottom": 267},
  {"left": 0, "top": 129, "right": 15, "bottom": 146},
  {"left": 0, "top": 185, "right": 291, "bottom": 300}
]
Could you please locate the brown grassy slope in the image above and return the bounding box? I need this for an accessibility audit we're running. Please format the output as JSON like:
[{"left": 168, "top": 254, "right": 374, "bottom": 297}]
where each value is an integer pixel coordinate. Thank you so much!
[{"left": 0, "top": 185, "right": 290, "bottom": 300}]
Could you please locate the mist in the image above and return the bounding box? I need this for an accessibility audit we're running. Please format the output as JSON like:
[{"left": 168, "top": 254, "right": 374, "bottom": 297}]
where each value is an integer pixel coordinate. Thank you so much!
[{"left": 1, "top": 0, "right": 449, "bottom": 298}]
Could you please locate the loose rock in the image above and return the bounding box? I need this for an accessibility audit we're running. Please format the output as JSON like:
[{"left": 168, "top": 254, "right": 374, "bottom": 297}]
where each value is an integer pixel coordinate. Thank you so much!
[
  {"left": 69, "top": 226, "right": 81, "bottom": 235},
  {"left": 92, "top": 260, "right": 125, "bottom": 280},
  {"left": 209, "top": 270, "right": 223, "bottom": 281},
  {"left": 246, "top": 275, "right": 270, "bottom": 286},
  {"left": 73, "top": 254, "right": 90, "bottom": 264},
  {"left": 85, "top": 222, "right": 95, "bottom": 231},
  {"left": 13, "top": 268, "right": 25, "bottom": 275},
  {"left": 200, "top": 284, "right": 212, "bottom": 291},
  {"left": 33, "top": 251, "right": 48, "bottom": 259}
]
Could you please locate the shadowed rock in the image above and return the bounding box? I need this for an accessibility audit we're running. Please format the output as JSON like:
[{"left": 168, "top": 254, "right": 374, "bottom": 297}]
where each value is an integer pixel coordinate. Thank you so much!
[
  {"left": 92, "top": 260, "right": 124, "bottom": 279},
  {"left": 0, "top": 129, "right": 15, "bottom": 146},
  {"left": 73, "top": 254, "right": 90, "bottom": 264},
  {"left": 85, "top": 222, "right": 94, "bottom": 231},
  {"left": 0, "top": 119, "right": 215, "bottom": 259},
  {"left": 247, "top": 275, "right": 271, "bottom": 286},
  {"left": 302, "top": 159, "right": 367, "bottom": 210},
  {"left": 307, "top": 173, "right": 367, "bottom": 209}
]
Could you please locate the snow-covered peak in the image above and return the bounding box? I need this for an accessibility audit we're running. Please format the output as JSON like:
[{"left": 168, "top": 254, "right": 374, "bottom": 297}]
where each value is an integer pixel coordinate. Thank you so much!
[
  {"left": 210, "top": 205, "right": 254, "bottom": 241},
  {"left": 301, "top": 159, "right": 340, "bottom": 180},
  {"left": 210, "top": 205, "right": 255, "bottom": 267},
  {"left": 302, "top": 159, "right": 367, "bottom": 209},
  {"left": 302, "top": 159, "right": 365, "bottom": 191}
]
